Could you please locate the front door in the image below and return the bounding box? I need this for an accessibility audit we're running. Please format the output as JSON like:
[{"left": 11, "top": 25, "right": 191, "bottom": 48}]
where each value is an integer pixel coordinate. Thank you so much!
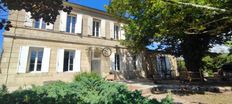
[{"left": 91, "top": 47, "right": 101, "bottom": 74}]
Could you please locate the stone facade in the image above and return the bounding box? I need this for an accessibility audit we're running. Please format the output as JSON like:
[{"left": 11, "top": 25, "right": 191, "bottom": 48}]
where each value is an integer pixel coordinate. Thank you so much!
[{"left": 0, "top": 2, "right": 145, "bottom": 88}]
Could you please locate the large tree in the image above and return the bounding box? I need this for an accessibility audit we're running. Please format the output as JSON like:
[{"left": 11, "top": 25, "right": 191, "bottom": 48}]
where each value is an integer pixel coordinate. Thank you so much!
[
  {"left": 0, "top": 0, "right": 72, "bottom": 30},
  {"left": 107, "top": 0, "right": 232, "bottom": 80}
]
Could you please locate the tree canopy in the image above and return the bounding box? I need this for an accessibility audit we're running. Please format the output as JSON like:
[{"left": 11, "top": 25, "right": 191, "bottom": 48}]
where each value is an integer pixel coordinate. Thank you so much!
[
  {"left": 0, "top": 0, "right": 72, "bottom": 30},
  {"left": 107, "top": 0, "right": 232, "bottom": 79}
]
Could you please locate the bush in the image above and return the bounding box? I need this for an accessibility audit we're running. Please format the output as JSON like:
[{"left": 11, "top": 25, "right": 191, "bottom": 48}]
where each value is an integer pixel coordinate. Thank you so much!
[
  {"left": 0, "top": 73, "right": 173, "bottom": 104},
  {"left": 74, "top": 72, "right": 102, "bottom": 82},
  {"left": 202, "top": 54, "right": 232, "bottom": 75}
]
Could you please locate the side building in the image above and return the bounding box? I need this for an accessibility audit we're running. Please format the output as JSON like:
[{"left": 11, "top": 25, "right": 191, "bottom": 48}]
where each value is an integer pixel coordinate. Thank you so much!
[{"left": 0, "top": 2, "right": 144, "bottom": 88}]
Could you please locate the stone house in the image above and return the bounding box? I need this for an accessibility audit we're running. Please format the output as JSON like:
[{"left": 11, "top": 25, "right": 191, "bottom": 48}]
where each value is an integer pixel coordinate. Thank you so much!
[{"left": 0, "top": 2, "right": 144, "bottom": 88}]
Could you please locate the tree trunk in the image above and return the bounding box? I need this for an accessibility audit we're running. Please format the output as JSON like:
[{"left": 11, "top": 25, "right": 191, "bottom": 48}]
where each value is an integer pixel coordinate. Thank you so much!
[{"left": 181, "top": 34, "right": 210, "bottom": 81}]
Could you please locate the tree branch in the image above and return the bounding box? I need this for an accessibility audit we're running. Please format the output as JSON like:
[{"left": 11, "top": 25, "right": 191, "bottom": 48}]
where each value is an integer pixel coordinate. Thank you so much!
[{"left": 164, "top": 0, "right": 227, "bottom": 12}]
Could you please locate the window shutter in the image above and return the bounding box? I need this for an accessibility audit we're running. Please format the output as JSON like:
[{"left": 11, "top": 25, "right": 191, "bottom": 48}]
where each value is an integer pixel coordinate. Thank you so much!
[
  {"left": 56, "top": 49, "right": 64, "bottom": 72},
  {"left": 59, "top": 11, "right": 67, "bottom": 31},
  {"left": 110, "top": 52, "right": 115, "bottom": 71},
  {"left": 110, "top": 22, "right": 114, "bottom": 39},
  {"left": 101, "top": 20, "right": 106, "bottom": 37},
  {"left": 46, "top": 23, "right": 54, "bottom": 30},
  {"left": 24, "top": 12, "right": 33, "bottom": 27},
  {"left": 73, "top": 50, "right": 81, "bottom": 72},
  {"left": 75, "top": 14, "right": 83, "bottom": 34},
  {"left": 120, "top": 53, "right": 127, "bottom": 71},
  {"left": 18, "top": 46, "right": 29, "bottom": 73},
  {"left": 165, "top": 55, "right": 171, "bottom": 70},
  {"left": 136, "top": 54, "right": 143, "bottom": 70},
  {"left": 120, "top": 24, "right": 126, "bottom": 40},
  {"left": 41, "top": 48, "right": 51, "bottom": 73},
  {"left": 88, "top": 17, "right": 93, "bottom": 35}
]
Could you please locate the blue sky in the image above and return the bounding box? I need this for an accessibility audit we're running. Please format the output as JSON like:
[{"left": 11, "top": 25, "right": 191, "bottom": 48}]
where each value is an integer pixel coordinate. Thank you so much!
[{"left": 0, "top": 0, "right": 109, "bottom": 49}]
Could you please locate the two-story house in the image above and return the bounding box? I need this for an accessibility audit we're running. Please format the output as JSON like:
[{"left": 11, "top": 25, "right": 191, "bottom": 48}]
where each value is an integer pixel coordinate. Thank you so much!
[{"left": 0, "top": 2, "right": 144, "bottom": 88}]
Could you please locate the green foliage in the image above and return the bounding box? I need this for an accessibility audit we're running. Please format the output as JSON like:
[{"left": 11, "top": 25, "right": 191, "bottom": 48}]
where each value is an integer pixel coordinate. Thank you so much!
[
  {"left": 0, "top": 73, "right": 172, "bottom": 104},
  {"left": 0, "top": 0, "right": 72, "bottom": 30},
  {"left": 107, "top": 0, "right": 232, "bottom": 78},
  {"left": 161, "top": 94, "right": 173, "bottom": 104},
  {"left": 202, "top": 54, "right": 232, "bottom": 74},
  {"left": 177, "top": 59, "right": 186, "bottom": 71},
  {"left": 74, "top": 72, "right": 102, "bottom": 82},
  {"left": 0, "top": 85, "right": 8, "bottom": 96}
]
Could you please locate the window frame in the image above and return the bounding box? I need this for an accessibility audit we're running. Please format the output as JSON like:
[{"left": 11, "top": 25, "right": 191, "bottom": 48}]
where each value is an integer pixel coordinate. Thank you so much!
[
  {"left": 114, "top": 24, "right": 120, "bottom": 40},
  {"left": 34, "top": 19, "right": 47, "bottom": 29},
  {"left": 66, "top": 15, "right": 76, "bottom": 33},
  {"left": 27, "top": 47, "right": 44, "bottom": 73},
  {"left": 63, "top": 50, "right": 75, "bottom": 72},
  {"left": 92, "top": 19, "right": 101, "bottom": 37},
  {"left": 114, "top": 53, "right": 120, "bottom": 71}
]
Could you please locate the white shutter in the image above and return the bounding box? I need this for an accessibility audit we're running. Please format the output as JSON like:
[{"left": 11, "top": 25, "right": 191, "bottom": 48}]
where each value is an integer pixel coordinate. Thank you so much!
[
  {"left": 41, "top": 48, "right": 51, "bottom": 73},
  {"left": 73, "top": 50, "right": 81, "bottom": 72},
  {"left": 59, "top": 11, "right": 67, "bottom": 31},
  {"left": 120, "top": 24, "right": 126, "bottom": 40},
  {"left": 46, "top": 23, "right": 54, "bottom": 30},
  {"left": 110, "top": 52, "right": 115, "bottom": 71},
  {"left": 110, "top": 22, "right": 114, "bottom": 39},
  {"left": 56, "top": 49, "right": 64, "bottom": 72},
  {"left": 120, "top": 54, "right": 126, "bottom": 71},
  {"left": 18, "top": 46, "right": 29, "bottom": 73},
  {"left": 136, "top": 54, "right": 143, "bottom": 70},
  {"left": 75, "top": 14, "right": 83, "bottom": 34},
  {"left": 88, "top": 16, "right": 93, "bottom": 35},
  {"left": 165, "top": 55, "right": 171, "bottom": 71},
  {"left": 101, "top": 20, "right": 106, "bottom": 37},
  {"left": 24, "top": 12, "right": 33, "bottom": 27}
]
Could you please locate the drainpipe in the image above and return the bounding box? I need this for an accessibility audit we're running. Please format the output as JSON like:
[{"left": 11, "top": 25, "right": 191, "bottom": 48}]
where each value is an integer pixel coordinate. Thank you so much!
[{"left": 5, "top": 10, "right": 19, "bottom": 85}]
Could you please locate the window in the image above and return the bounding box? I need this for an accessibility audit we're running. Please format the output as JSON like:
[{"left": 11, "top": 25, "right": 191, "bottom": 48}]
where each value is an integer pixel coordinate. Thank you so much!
[
  {"left": 114, "top": 25, "right": 119, "bottom": 40},
  {"left": 28, "top": 47, "right": 44, "bottom": 72},
  {"left": 133, "top": 56, "right": 137, "bottom": 70},
  {"left": 63, "top": 50, "right": 75, "bottom": 72},
  {"left": 92, "top": 19, "right": 100, "bottom": 37},
  {"left": 66, "top": 15, "right": 76, "bottom": 33},
  {"left": 34, "top": 19, "right": 46, "bottom": 29},
  {"left": 115, "top": 54, "right": 120, "bottom": 70}
]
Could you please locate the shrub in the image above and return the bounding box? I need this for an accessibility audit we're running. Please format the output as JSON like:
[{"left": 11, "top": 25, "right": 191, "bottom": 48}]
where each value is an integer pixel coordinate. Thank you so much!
[
  {"left": 202, "top": 54, "right": 232, "bottom": 76},
  {"left": 74, "top": 72, "right": 102, "bottom": 82},
  {"left": 0, "top": 73, "right": 173, "bottom": 104}
]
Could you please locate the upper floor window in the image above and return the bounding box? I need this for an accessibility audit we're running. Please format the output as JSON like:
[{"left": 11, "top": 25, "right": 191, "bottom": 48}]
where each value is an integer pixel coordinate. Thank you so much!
[
  {"left": 92, "top": 19, "right": 100, "bottom": 37},
  {"left": 66, "top": 15, "right": 76, "bottom": 33},
  {"left": 28, "top": 47, "right": 44, "bottom": 72},
  {"left": 114, "top": 25, "right": 120, "bottom": 40},
  {"left": 34, "top": 19, "right": 46, "bottom": 29}
]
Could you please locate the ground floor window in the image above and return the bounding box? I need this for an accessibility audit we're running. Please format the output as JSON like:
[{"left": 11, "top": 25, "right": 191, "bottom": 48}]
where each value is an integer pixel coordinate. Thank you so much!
[
  {"left": 28, "top": 47, "right": 44, "bottom": 72},
  {"left": 63, "top": 50, "right": 75, "bottom": 72},
  {"left": 115, "top": 54, "right": 120, "bottom": 70}
]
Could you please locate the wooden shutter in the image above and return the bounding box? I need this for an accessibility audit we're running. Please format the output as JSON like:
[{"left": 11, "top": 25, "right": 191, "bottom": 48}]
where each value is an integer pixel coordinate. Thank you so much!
[
  {"left": 110, "top": 22, "right": 114, "bottom": 39},
  {"left": 59, "top": 11, "right": 67, "bottom": 31},
  {"left": 73, "top": 50, "right": 81, "bottom": 72},
  {"left": 136, "top": 54, "right": 143, "bottom": 70},
  {"left": 165, "top": 55, "right": 171, "bottom": 71},
  {"left": 120, "top": 53, "right": 126, "bottom": 71},
  {"left": 24, "top": 12, "right": 33, "bottom": 27},
  {"left": 101, "top": 20, "right": 106, "bottom": 37},
  {"left": 56, "top": 49, "right": 64, "bottom": 72},
  {"left": 88, "top": 16, "right": 93, "bottom": 35},
  {"left": 41, "top": 48, "right": 51, "bottom": 73},
  {"left": 110, "top": 52, "right": 115, "bottom": 71},
  {"left": 18, "top": 46, "right": 29, "bottom": 73},
  {"left": 75, "top": 14, "right": 83, "bottom": 34},
  {"left": 120, "top": 24, "right": 126, "bottom": 40}
]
